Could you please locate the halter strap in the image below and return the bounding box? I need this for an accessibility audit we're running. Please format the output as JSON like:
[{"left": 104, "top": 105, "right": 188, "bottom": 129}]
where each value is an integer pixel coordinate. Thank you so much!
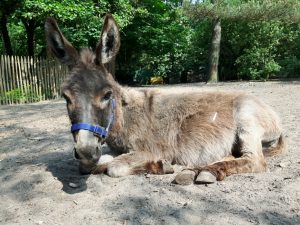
[
  {"left": 71, "top": 123, "right": 108, "bottom": 138},
  {"left": 70, "top": 98, "right": 116, "bottom": 139}
]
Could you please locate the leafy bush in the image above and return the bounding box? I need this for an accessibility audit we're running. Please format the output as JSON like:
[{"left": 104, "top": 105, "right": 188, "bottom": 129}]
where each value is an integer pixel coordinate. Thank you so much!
[
  {"left": 133, "top": 69, "right": 153, "bottom": 85},
  {"left": 1, "top": 88, "right": 25, "bottom": 103},
  {"left": 0, "top": 86, "right": 41, "bottom": 104},
  {"left": 221, "top": 21, "right": 285, "bottom": 80},
  {"left": 278, "top": 56, "right": 300, "bottom": 78},
  {"left": 236, "top": 51, "right": 281, "bottom": 80}
]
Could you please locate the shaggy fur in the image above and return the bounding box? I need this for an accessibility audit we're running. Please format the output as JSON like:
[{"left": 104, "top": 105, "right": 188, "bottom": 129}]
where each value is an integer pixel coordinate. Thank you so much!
[{"left": 45, "top": 14, "right": 286, "bottom": 184}]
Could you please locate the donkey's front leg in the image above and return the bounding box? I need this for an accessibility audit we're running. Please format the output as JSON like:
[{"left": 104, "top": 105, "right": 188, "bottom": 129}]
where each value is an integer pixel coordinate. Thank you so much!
[{"left": 93, "top": 151, "right": 174, "bottom": 177}]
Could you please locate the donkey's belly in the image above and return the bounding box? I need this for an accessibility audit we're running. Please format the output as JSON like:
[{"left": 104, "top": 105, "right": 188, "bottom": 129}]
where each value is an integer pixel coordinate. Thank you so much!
[{"left": 174, "top": 132, "right": 235, "bottom": 167}]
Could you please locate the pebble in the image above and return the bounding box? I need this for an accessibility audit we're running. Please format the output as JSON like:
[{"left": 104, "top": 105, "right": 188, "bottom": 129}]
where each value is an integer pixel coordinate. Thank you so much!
[
  {"left": 278, "top": 163, "right": 286, "bottom": 168},
  {"left": 69, "top": 182, "right": 79, "bottom": 188}
]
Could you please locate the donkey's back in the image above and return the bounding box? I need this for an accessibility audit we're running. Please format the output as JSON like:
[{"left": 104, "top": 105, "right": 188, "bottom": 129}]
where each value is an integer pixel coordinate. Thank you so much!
[{"left": 121, "top": 88, "right": 283, "bottom": 167}]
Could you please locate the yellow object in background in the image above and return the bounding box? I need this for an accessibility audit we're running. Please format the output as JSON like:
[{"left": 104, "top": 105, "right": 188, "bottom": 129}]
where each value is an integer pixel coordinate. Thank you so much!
[{"left": 150, "top": 76, "right": 164, "bottom": 85}]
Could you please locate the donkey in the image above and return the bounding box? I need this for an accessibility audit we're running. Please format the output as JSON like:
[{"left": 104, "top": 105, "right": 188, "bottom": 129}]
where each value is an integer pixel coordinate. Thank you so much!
[{"left": 45, "top": 14, "right": 285, "bottom": 185}]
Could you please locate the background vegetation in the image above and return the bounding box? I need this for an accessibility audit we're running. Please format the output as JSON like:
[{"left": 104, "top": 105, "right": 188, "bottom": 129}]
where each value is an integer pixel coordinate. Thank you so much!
[{"left": 1, "top": 0, "right": 300, "bottom": 84}]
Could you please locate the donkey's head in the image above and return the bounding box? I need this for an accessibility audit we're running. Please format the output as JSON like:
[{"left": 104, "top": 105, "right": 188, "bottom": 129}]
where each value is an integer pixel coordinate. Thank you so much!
[{"left": 45, "top": 14, "right": 120, "bottom": 174}]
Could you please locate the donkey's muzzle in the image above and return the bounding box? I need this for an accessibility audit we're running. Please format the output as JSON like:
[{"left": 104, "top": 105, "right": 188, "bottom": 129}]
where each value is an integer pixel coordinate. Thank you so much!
[
  {"left": 74, "top": 147, "right": 100, "bottom": 161},
  {"left": 73, "top": 145, "right": 101, "bottom": 174},
  {"left": 79, "top": 161, "right": 97, "bottom": 175}
]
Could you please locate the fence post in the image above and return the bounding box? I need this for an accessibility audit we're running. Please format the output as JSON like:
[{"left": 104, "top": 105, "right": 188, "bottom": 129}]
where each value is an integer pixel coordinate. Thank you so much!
[{"left": 0, "top": 56, "right": 6, "bottom": 104}]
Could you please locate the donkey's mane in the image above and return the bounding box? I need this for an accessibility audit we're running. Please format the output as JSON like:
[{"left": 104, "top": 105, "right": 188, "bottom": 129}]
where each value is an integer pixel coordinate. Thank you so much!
[{"left": 79, "top": 48, "right": 96, "bottom": 67}]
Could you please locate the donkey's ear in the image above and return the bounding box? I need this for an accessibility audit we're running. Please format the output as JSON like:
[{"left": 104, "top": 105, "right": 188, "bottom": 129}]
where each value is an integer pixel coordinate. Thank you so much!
[
  {"left": 45, "top": 18, "right": 78, "bottom": 68},
  {"left": 95, "top": 14, "right": 120, "bottom": 65}
]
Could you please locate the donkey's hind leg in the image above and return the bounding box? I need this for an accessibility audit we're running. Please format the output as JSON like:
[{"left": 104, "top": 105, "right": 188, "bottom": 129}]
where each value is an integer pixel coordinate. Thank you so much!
[
  {"left": 92, "top": 151, "right": 174, "bottom": 177},
  {"left": 175, "top": 128, "right": 268, "bottom": 185},
  {"left": 174, "top": 156, "right": 236, "bottom": 185}
]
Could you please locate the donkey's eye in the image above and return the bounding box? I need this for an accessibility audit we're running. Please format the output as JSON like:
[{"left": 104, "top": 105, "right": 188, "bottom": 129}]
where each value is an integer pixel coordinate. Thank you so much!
[{"left": 103, "top": 91, "right": 112, "bottom": 101}]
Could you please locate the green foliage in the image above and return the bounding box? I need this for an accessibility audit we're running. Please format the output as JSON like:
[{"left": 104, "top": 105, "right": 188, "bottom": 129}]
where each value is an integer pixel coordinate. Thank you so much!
[
  {"left": 2, "top": 0, "right": 135, "bottom": 56},
  {"left": 279, "top": 56, "right": 300, "bottom": 78},
  {"left": 0, "top": 0, "right": 23, "bottom": 16},
  {"left": 117, "top": 3, "right": 193, "bottom": 83},
  {"left": 133, "top": 69, "right": 153, "bottom": 85},
  {"left": 7, "top": 22, "right": 27, "bottom": 55},
  {"left": 219, "top": 20, "right": 300, "bottom": 80},
  {"left": 187, "top": 0, "right": 300, "bottom": 81},
  {"left": 276, "top": 23, "right": 300, "bottom": 78},
  {"left": 0, "top": 86, "right": 40, "bottom": 104},
  {"left": 234, "top": 21, "right": 283, "bottom": 80},
  {"left": 1, "top": 0, "right": 300, "bottom": 85},
  {"left": 187, "top": 0, "right": 300, "bottom": 23}
]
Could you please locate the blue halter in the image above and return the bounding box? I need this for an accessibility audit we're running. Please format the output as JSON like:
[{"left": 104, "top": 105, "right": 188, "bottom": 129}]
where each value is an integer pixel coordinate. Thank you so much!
[{"left": 70, "top": 98, "right": 116, "bottom": 139}]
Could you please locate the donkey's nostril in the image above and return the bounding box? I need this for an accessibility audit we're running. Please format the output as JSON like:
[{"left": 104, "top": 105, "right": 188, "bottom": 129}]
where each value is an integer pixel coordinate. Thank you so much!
[{"left": 73, "top": 148, "right": 80, "bottom": 160}]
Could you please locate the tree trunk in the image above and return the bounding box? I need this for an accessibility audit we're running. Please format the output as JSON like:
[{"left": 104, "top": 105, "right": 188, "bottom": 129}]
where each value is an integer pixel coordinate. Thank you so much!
[
  {"left": 0, "top": 14, "right": 13, "bottom": 55},
  {"left": 208, "top": 17, "right": 221, "bottom": 82},
  {"left": 22, "top": 19, "right": 36, "bottom": 57}
]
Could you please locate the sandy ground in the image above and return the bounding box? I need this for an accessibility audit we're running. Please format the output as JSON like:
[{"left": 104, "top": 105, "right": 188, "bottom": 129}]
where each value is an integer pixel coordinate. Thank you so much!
[{"left": 0, "top": 81, "right": 299, "bottom": 225}]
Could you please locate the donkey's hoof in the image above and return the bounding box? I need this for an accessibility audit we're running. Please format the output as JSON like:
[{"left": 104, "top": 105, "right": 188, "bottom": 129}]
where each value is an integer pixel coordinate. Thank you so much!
[
  {"left": 174, "top": 170, "right": 196, "bottom": 185},
  {"left": 195, "top": 171, "right": 216, "bottom": 184},
  {"left": 161, "top": 160, "right": 174, "bottom": 174}
]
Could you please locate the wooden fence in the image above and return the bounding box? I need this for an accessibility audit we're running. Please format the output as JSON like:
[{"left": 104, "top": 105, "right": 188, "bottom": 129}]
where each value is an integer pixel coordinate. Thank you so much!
[{"left": 0, "top": 55, "right": 68, "bottom": 105}]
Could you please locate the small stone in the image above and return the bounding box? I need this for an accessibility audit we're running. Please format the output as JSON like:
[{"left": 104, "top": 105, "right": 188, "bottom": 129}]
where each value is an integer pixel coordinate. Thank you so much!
[
  {"left": 145, "top": 174, "right": 151, "bottom": 178},
  {"left": 278, "top": 163, "right": 286, "bottom": 168},
  {"left": 174, "top": 170, "right": 196, "bottom": 185},
  {"left": 69, "top": 182, "right": 79, "bottom": 188}
]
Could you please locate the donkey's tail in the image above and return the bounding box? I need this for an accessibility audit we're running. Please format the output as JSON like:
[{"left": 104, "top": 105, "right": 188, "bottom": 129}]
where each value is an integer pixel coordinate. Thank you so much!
[{"left": 263, "top": 134, "right": 286, "bottom": 157}]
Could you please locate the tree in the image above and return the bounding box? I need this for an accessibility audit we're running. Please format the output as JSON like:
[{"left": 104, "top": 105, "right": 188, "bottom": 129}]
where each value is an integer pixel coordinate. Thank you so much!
[
  {"left": 12, "top": 0, "right": 105, "bottom": 56},
  {"left": 208, "top": 0, "right": 221, "bottom": 82},
  {"left": 117, "top": 0, "right": 192, "bottom": 84},
  {"left": 3, "top": 0, "right": 135, "bottom": 57},
  {"left": 1, "top": 0, "right": 299, "bottom": 84},
  {"left": 186, "top": 0, "right": 300, "bottom": 81},
  {"left": 0, "top": 0, "right": 23, "bottom": 55}
]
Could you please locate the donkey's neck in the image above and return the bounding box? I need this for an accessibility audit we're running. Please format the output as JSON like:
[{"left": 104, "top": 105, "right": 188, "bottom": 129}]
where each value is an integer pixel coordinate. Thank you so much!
[{"left": 107, "top": 87, "right": 156, "bottom": 153}]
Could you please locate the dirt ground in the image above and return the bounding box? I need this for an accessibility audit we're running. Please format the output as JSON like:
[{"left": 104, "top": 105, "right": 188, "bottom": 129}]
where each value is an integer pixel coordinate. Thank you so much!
[{"left": 0, "top": 81, "right": 299, "bottom": 225}]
